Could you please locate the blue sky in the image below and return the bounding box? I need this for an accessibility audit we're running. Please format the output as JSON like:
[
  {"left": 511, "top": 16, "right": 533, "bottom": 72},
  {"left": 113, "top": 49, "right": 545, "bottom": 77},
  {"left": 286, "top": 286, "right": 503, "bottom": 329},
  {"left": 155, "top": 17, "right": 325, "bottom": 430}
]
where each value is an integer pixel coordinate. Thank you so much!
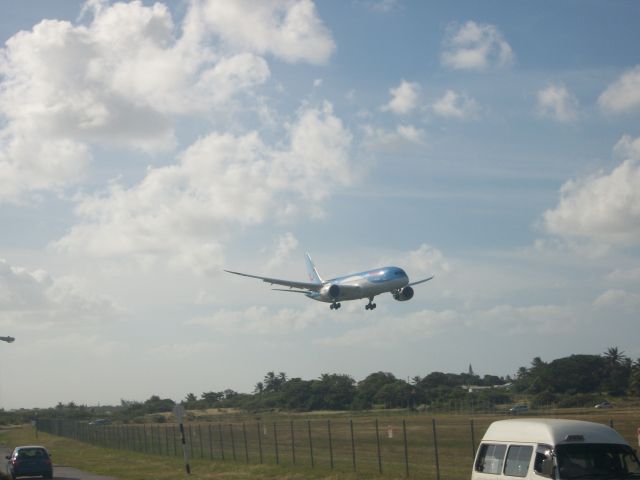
[{"left": 1, "top": 0, "right": 639, "bottom": 409}]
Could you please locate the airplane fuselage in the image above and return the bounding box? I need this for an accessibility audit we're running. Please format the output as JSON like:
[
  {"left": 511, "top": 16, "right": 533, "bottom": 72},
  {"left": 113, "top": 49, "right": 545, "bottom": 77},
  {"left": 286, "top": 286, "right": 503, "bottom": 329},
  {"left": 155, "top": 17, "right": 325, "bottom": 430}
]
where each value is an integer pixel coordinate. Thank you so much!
[{"left": 307, "top": 266, "right": 409, "bottom": 303}]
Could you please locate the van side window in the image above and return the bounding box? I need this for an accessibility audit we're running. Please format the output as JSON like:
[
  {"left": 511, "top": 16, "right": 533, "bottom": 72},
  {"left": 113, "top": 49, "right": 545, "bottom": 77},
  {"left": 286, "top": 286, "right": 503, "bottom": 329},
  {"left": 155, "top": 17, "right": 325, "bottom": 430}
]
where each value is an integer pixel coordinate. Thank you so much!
[
  {"left": 476, "top": 443, "right": 507, "bottom": 474},
  {"left": 534, "top": 444, "right": 554, "bottom": 478},
  {"left": 504, "top": 445, "right": 533, "bottom": 477}
]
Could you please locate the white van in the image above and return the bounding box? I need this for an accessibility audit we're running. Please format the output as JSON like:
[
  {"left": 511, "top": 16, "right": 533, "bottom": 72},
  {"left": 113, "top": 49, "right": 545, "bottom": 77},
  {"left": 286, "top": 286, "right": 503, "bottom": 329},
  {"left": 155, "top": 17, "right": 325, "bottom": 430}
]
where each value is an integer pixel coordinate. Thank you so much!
[{"left": 471, "top": 418, "right": 640, "bottom": 480}]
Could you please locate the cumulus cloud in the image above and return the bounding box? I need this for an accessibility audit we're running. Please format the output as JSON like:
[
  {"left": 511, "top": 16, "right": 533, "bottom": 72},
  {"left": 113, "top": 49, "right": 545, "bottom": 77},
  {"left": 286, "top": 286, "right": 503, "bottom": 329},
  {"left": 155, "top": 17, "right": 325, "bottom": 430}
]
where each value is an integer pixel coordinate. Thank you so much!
[
  {"left": 265, "top": 232, "right": 299, "bottom": 269},
  {"left": 543, "top": 136, "right": 640, "bottom": 246},
  {"left": 598, "top": 66, "right": 640, "bottom": 114},
  {"left": 55, "top": 103, "right": 353, "bottom": 274},
  {"left": 381, "top": 80, "right": 421, "bottom": 115},
  {"left": 536, "top": 84, "right": 579, "bottom": 123},
  {"left": 0, "top": 0, "right": 335, "bottom": 203},
  {"left": 196, "top": 0, "right": 335, "bottom": 64},
  {"left": 441, "top": 21, "right": 513, "bottom": 71},
  {"left": 362, "top": 124, "right": 425, "bottom": 151},
  {"left": 0, "top": 258, "right": 119, "bottom": 329},
  {"left": 432, "top": 90, "right": 479, "bottom": 119}
]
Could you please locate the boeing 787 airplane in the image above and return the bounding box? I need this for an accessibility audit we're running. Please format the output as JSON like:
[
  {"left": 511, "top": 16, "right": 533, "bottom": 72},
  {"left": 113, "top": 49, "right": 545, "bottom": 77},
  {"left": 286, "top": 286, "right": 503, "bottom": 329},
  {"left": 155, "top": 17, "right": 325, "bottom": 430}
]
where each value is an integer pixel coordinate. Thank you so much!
[{"left": 225, "top": 253, "right": 433, "bottom": 311}]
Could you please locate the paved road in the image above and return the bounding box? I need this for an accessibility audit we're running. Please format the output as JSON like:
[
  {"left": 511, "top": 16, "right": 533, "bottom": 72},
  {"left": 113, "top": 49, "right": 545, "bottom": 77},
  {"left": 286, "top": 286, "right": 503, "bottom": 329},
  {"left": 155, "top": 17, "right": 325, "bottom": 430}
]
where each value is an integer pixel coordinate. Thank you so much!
[{"left": 0, "top": 446, "right": 117, "bottom": 480}]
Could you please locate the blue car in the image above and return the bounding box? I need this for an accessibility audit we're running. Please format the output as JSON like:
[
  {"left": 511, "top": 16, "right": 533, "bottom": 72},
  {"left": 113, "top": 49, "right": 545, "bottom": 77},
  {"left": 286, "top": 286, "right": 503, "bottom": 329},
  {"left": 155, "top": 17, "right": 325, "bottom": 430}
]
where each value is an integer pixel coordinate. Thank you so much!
[{"left": 5, "top": 445, "right": 53, "bottom": 479}]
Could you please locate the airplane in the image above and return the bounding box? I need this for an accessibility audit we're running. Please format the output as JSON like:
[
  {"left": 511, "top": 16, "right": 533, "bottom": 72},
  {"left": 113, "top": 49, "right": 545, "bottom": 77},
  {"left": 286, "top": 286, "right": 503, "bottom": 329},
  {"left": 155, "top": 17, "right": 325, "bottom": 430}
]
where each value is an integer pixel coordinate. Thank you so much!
[
  {"left": 0, "top": 336, "right": 15, "bottom": 343},
  {"left": 224, "top": 253, "right": 433, "bottom": 311}
]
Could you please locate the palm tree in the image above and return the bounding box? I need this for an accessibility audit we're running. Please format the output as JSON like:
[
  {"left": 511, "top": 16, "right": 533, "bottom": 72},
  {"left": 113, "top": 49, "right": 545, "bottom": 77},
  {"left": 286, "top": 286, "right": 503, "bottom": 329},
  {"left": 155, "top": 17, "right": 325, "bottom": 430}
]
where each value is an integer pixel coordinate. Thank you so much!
[{"left": 603, "top": 346, "right": 627, "bottom": 366}]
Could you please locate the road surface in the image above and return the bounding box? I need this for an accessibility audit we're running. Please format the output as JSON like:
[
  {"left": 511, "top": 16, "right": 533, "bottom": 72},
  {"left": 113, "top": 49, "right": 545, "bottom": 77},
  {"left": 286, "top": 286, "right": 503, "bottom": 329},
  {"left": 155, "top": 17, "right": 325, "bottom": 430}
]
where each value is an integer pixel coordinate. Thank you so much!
[{"left": 0, "top": 445, "right": 117, "bottom": 480}]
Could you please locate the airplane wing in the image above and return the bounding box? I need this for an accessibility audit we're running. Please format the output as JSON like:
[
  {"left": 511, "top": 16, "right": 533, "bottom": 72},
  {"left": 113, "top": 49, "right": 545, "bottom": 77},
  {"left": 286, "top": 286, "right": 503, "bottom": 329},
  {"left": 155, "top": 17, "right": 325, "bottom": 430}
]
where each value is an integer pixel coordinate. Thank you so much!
[
  {"left": 224, "top": 270, "right": 323, "bottom": 292},
  {"left": 408, "top": 275, "right": 434, "bottom": 287},
  {"left": 272, "top": 288, "right": 311, "bottom": 294}
]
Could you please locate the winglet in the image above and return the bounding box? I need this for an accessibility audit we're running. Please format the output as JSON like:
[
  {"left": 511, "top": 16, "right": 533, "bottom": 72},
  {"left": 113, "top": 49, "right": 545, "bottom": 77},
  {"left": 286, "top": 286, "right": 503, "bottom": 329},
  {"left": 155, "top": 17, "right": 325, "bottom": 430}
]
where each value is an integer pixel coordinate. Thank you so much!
[{"left": 305, "top": 253, "right": 323, "bottom": 284}]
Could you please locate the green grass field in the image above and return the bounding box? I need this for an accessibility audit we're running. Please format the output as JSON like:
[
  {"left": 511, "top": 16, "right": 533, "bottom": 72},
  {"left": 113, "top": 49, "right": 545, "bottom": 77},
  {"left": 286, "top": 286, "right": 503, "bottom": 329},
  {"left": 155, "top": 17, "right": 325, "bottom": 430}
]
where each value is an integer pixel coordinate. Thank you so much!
[{"left": 2, "top": 408, "right": 639, "bottom": 480}]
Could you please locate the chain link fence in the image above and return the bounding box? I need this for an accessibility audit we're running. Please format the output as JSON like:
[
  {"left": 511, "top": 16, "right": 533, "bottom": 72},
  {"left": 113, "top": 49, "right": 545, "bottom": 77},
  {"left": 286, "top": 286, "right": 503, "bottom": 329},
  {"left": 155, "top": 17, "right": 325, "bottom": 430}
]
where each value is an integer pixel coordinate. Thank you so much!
[{"left": 35, "top": 413, "right": 640, "bottom": 479}]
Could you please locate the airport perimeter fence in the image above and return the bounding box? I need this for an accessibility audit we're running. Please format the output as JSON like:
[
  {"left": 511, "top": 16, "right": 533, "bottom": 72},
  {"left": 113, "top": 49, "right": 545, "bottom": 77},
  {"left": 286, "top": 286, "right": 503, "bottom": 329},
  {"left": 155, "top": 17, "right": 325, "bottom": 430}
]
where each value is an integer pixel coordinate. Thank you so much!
[{"left": 35, "top": 414, "right": 640, "bottom": 479}]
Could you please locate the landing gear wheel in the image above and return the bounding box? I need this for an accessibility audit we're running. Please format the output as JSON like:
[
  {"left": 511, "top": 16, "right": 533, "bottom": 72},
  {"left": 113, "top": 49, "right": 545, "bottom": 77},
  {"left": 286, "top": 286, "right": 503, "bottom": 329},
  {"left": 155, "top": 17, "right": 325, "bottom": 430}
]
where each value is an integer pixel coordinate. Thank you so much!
[
  {"left": 330, "top": 302, "right": 341, "bottom": 310},
  {"left": 365, "top": 300, "right": 377, "bottom": 310}
]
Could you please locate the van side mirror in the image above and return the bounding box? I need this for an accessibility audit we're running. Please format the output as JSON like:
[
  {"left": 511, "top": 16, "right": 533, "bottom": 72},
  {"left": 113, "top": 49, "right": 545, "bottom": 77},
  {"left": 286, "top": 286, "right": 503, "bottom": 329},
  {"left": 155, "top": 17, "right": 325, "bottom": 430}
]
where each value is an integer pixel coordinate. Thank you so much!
[{"left": 540, "top": 458, "right": 554, "bottom": 477}]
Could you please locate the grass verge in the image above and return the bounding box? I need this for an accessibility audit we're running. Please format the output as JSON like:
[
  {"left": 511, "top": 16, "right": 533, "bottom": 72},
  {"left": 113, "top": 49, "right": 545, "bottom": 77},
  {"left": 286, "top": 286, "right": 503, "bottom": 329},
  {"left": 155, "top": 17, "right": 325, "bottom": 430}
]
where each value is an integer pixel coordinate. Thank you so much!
[{"left": 0, "top": 426, "right": 379, "bottom": 480}]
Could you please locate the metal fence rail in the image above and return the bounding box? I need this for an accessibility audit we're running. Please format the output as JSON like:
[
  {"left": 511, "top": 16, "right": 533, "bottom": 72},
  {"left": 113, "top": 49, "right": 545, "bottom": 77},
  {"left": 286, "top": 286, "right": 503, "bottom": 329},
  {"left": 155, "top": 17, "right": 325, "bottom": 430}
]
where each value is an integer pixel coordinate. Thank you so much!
[{"left": 35, "top": 413, "right": 640, "bottom": 479}]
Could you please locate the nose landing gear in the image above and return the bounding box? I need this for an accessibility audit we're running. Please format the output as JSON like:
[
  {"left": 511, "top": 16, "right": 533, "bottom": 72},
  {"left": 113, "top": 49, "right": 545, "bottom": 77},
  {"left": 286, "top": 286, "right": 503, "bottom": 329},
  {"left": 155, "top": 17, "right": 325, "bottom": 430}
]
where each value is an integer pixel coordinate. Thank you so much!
[{"left": 330, "top": 302, "right": 341, "bottom": 310}]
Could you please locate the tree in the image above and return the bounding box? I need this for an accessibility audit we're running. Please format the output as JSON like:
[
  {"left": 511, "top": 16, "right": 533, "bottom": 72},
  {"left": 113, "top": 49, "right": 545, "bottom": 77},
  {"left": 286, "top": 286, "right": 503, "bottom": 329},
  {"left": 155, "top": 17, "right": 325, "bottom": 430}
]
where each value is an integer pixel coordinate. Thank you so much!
[
  {"left": 630, "top": 358, "right": 640, "bottom": 396},
  {"left": 603, "top": 347, "right": 626, "bottom": 366},
  {"left": 356, "top": 372, "right": 398, "bottom": 407},
  {"left": 309, "top": 374, "right": 356, "bottom": 410}
]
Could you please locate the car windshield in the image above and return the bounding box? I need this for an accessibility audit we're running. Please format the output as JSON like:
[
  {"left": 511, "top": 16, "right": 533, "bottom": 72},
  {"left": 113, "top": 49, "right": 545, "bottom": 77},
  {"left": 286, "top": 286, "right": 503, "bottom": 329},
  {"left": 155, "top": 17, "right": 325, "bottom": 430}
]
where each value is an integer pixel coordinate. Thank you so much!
[
  {"left": 556, "top": 443, "right": 640, "bottom": 479},
  {"left": 17, "top": 448, "right": 48, "bottom": 459}
]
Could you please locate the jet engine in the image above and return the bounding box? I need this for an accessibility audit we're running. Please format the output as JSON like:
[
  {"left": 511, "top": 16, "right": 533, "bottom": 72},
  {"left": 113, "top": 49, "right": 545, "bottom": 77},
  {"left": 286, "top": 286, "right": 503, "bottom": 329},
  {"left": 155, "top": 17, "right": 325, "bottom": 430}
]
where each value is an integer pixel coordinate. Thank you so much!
[
  {"left": 326, "top": 284, "right": 341, "bottom": 299},
  {"left": 393, "top": 286, "right": 414, "bottom": 301}
]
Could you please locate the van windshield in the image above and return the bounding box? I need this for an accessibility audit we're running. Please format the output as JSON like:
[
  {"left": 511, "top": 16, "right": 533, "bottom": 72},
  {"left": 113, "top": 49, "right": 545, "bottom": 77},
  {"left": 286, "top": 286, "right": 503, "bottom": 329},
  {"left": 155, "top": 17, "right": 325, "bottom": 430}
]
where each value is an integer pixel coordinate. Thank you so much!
[{"left": 556, "top": 443, "right": 640, "bottom": 479}]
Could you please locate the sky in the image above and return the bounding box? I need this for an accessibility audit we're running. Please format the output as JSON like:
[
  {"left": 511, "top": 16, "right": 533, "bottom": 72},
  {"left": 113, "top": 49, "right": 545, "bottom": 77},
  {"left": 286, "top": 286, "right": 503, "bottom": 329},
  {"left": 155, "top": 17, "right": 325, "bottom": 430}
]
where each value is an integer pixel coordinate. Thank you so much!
[{"left": 1, "top": 0, "right": 639, "bottom": 410}]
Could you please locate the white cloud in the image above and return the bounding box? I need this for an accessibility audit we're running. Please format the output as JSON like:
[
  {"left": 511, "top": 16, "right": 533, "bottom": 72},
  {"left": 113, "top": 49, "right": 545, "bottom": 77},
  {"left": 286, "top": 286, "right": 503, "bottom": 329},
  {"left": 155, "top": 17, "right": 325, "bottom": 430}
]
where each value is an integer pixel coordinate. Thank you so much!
[
  {"left": 0, "top": 0, "right": 337, "bottom": 204},
  {"left": 432, "top": 90, "right": 479, "bottom": 119},
  {"left": 441, "top": 21, "right": 513, "bottom": 71},
  {"left": 316, "top": 301, "right": 576, "bottom": 348},
  {"left": 0, "top": 258, "right": 119, "bottom": 329},
  {"left": 543, "top": 139, "right": 640, "bottom": 246},
  {"left": 613, "top": 134, "right": 640, "bottom": 161},
  {"left": 188, "top": 305, "right": 325, "bottom": 335},
  {"left": 381, "top": 80, "right": 421, "bottom": 115},
  {"left": 316, "top": 309, "right": 461, "bottom": 348},
  {"left": 55, "top": 103, "right": 353, "bottom": 274},
  {"left": 536, "top": 84, "right": 579, "bottom": 123},
  {"left": 265, "top": 232, "right": 299, "bottom": 269},
  {"left": 593, "top": 289, "right": 640, "bottom": 311},
  {"left": 0, "top": 0, "right": 282, "bottom": 203},
  {"left": 362, "top": 124, "right": 425, "bottom": 151},
  {"left": 197, "top": 0, "right": 335, "bottom": 64},
  {"left": 598, "top": 66, "right": 640, "bottom": 114}
]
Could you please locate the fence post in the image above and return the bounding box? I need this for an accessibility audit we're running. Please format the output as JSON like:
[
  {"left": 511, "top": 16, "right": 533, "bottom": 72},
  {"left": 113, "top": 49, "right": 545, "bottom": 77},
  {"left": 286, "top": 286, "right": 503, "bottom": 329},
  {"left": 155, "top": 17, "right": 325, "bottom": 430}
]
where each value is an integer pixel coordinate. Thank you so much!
[
  {"left": 307, "top": 420, "right": 315, "bottom": 468},
  {"left": 218, "top": 423, "right": 226, "bottom": 460},
  {"left": 242, "top": 422, "right": 249, "bottom": 463},
  {"left": 173, "top": 425, "right": 178, "bottom": 457},
  {"left": 257, "top": 421, "right": 263, "bottom": 464},
  {"left": 290, "top": 420, "right": 296, "bottom": 465},
  {"left": 350, "top": 419, "right": 356, "bottom": 471},
  {"left": 403, "top": 419, "right": 409, "bottom": 478},
  {"left": 432, "top": 418, "right": 441, "bottom": 480},
  {"left": 230, "top": 424, "right": 237, "bottom": 461},
  {"left": 198, "top": 425, "right": 204, "bottom": 459},
  {"left": 327, "top": 419, "right": 334, "bottom": 469},
  {"left": 208, "top": 424, "right": 214, "bottom": 460},
  {"left": 470, "top": 419, "right": 476, "bottom": 459},
  {"left": 375, "top": 419, "right": 382, "bottom": 474},
  {"left": 273, "top": 422, "right": 280, "bottom": 465}
]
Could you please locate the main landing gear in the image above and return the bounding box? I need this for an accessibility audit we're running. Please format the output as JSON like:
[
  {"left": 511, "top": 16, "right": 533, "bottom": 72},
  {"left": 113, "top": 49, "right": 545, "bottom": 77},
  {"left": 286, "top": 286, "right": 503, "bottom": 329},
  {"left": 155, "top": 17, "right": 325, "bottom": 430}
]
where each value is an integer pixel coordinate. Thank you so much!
[
  {"left": 330, "top": 302, "right": 341, "bottom": 310},
  {"left": 365, "top": 298, "right": 377, "bottom": 310}
]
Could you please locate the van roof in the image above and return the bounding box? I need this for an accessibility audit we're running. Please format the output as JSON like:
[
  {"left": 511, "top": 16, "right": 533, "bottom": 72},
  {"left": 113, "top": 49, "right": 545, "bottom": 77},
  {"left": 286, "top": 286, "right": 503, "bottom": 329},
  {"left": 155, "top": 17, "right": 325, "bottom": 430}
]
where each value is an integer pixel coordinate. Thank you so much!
[{"left": 481, "top": 419, "right": 626, "bottom": 446}]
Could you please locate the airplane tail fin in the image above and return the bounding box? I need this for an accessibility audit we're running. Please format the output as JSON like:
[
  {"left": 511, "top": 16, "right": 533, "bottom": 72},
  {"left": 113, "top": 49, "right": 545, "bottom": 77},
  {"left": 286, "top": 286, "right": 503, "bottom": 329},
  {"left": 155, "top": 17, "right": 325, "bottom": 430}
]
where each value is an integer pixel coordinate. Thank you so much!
[{"left": 305, "top": 253, "right": 323, "bottom": 284}]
